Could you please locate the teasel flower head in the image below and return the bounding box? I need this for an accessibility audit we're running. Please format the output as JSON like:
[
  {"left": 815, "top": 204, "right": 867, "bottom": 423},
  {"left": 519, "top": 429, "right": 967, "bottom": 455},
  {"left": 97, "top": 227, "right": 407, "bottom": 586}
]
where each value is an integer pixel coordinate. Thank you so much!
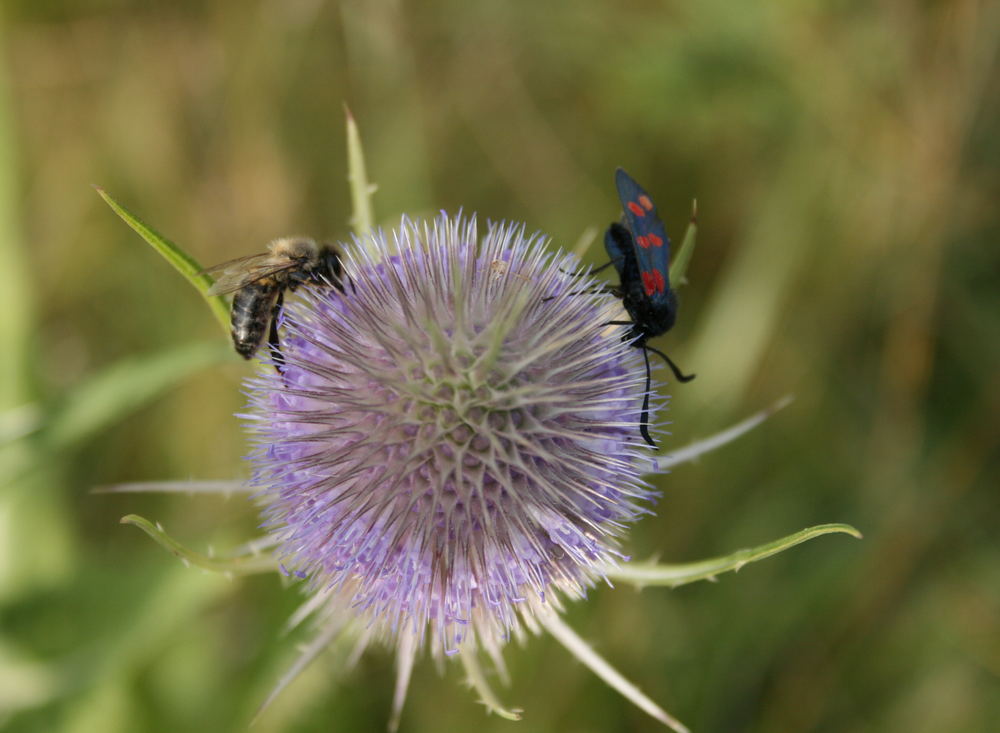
[{"left": 242, "top": 213, "right": 665, "bottom": 724}]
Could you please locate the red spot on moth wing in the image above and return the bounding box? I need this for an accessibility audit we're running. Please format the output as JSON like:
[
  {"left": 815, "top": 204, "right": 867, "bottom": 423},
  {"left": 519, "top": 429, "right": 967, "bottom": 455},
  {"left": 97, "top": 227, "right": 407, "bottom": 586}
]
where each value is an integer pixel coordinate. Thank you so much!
[
  {"left": 647, "top": 232, "right": 663, "bottom": 247},
  {"left": 627, "top": 201, "right": 646, "bottom": 217},
  {"left": 638, "top": 194, "right": 654, "bottom": 211},
  {"left": 642, "top": 271, "right": 656, "bottom": 295},
  {"left": 636, "top": 234, "right": 650, "bottom": 248},
  {"left": 653, "top": 270, "right": 666, "bottom": 293}
]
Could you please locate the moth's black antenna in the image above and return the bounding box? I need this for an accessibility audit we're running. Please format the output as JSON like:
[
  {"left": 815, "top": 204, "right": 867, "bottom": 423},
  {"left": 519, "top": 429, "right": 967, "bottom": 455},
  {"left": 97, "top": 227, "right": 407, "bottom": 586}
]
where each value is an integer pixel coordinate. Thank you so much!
[
  {"left": 639, "top": 346, "right": 656, "bottom": 447},
  {"left": 557, "top": 258, "right": 622, "bottom": 278},
  {"left": 542, "top": 286, "right": 615, "bottom": 302},
  {"left": 645, "top": 344, "right": 695, "bottom": 383}
]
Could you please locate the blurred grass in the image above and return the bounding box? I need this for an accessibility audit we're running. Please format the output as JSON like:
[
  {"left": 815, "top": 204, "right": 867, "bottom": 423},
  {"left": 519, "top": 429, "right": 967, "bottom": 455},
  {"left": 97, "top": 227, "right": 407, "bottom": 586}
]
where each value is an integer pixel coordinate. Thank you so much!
[{"left": 1, "top": 1, "right": 998, "bottom": 732}]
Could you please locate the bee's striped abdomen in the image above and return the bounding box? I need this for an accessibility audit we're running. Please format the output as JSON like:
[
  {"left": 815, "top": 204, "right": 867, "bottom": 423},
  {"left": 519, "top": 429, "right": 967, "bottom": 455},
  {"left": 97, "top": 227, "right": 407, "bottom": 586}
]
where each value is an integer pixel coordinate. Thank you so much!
[{"left": 230, "top": 281, "right": 280, "bottom": 359}]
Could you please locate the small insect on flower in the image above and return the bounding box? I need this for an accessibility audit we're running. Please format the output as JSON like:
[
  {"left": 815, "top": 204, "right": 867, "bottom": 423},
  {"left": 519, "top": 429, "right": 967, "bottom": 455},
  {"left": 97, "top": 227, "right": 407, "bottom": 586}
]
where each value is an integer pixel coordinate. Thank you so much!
[
  {"left": 488, "top": 258, "right": 532, "bottom": 284},
  {"left": 598, "top": 168, "right": 695, "bottom": 447},
  {"left": 204, "top": 237, "right": 343, "bottom": 365}
]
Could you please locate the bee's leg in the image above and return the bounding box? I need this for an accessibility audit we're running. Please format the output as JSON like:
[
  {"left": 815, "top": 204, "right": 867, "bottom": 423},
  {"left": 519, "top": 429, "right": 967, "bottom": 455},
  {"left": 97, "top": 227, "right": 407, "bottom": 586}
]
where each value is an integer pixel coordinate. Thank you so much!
[{"left": 268, "top": 290, "right": 286, "bottom": 375}]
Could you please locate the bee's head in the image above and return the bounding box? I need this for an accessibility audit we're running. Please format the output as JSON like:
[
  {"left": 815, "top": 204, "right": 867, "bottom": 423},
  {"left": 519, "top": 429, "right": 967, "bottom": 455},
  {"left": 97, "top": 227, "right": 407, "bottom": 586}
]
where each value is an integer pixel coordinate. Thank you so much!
[{"left": 314, "top": 244, "right": 343, "bottom": 286}]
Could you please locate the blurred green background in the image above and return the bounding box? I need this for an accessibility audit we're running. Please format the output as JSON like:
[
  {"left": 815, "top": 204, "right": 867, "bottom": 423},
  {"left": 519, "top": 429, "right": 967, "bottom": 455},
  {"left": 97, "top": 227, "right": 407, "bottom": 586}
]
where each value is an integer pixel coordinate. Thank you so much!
[{"left": 1, "top": 1, "right": 998, "bottom": 732}]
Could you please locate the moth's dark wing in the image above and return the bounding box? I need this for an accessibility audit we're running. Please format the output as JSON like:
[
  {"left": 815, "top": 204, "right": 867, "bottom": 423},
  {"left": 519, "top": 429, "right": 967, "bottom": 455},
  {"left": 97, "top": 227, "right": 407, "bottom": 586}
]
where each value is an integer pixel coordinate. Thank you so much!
[
  {"left": 615, "top": 168, "right": 673, "bottom": 306},
  {"left": 204, "top": 254, "right": 299, "bottom": 296},
  {"left": 603, "top": 223, "right": 631, "bottom": 280}
]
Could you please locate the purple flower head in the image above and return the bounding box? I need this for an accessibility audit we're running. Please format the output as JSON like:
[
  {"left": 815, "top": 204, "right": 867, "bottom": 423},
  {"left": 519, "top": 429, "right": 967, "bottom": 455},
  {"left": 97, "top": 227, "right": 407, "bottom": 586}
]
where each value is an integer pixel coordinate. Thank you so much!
[{"left": 243, "top": 213, "right": 664, "bottom": 720}]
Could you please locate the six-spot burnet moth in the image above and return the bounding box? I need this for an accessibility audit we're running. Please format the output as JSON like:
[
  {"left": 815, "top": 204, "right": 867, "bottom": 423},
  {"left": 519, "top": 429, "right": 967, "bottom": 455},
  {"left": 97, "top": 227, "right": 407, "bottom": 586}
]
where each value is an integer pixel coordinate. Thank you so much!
[{"left": 593, "top": 168, "right": 695, "bottom": 447}]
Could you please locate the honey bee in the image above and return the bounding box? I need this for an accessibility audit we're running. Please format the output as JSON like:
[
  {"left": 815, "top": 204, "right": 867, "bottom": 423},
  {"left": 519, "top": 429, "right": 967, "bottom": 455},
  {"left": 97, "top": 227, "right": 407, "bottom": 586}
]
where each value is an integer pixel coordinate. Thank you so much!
[{"left": 204, "top": 237, "right": 343, "bottom": 363}]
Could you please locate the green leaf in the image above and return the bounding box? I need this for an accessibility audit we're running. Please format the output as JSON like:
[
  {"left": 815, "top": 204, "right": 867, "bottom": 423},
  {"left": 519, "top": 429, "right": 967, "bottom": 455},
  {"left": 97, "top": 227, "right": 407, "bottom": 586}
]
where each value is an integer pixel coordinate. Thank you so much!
[
  {"left": 606, "top": 523, "right": 862, "bottom": 589},
  {"left": 121, "top": 514, "right": 278, "bottom": 576},
  {"left": 668, "top": 200, "right": 697, "bottom": 287},
  {"left": 1, "top": 343, "right": 232, "bottom": 484},
  {"left": 94, "top": 187, "right": 231, "bottom": 332},
  {"left": 345, "top": 105, "right": 376, "bottom": 239},
  {"left": 42, "top": 342, "right": 231, "bottom": 450}
]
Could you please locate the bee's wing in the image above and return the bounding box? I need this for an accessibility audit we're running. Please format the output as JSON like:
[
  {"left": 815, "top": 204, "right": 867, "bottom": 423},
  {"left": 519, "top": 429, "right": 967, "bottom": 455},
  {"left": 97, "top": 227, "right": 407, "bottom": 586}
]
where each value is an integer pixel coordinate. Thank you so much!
[
  {"left": 203, "top": 254, "right": 298, "bottom": 296},
  {"left": 200, "top": 252, "right": 268, "bottom": 276}
]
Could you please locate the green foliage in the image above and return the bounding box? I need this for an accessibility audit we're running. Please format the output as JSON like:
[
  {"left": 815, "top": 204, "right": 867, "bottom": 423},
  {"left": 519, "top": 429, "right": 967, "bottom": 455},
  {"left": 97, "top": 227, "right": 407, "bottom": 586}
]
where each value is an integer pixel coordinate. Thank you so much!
[
  {"left": 39, "top": 343, "right": 231, "bottom": 451},
  {"left": 120, "top": 515, "right": 277, "bottom": 576},
  {"left": 669, "top": 202, "right": 697, "bottom": 288},
  {"left": 607, "top": 524, "right": 861, "bottom": 588},
  {"left": 345, "top": 106, "right": 376, "bottom": 239},
  {"left": 94, "top": 188, "right": 231, "bottom": 333}
]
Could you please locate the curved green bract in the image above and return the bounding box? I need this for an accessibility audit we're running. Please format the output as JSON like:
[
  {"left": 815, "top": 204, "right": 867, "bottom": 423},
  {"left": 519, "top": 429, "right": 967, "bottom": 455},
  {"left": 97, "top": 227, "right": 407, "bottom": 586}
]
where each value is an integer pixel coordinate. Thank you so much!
[
  {"left": 345, "top": 105, "right": 376, "bottom": 239},
  {"left": 606, "top": 523, "right": 862, "bottom": 589},
  {"left": 121, "top": 514, "right": 278, "bottom": 576},
  {"left": 668, "top": 200, "right": 697, "bottom": 288},
  {"left": 94, "top": 187, "right": 231, "bottom": 333},
  {"left": 459, "top": 650, "right": 522, "bottom": 722}
]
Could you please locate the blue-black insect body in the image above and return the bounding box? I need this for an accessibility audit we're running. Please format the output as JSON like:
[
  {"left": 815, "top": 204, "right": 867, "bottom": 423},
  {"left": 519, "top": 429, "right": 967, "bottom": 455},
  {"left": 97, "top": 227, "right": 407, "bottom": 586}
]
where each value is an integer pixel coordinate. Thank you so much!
[{"left": 603, "top": 168, "right": 694, "bottom": 447}]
